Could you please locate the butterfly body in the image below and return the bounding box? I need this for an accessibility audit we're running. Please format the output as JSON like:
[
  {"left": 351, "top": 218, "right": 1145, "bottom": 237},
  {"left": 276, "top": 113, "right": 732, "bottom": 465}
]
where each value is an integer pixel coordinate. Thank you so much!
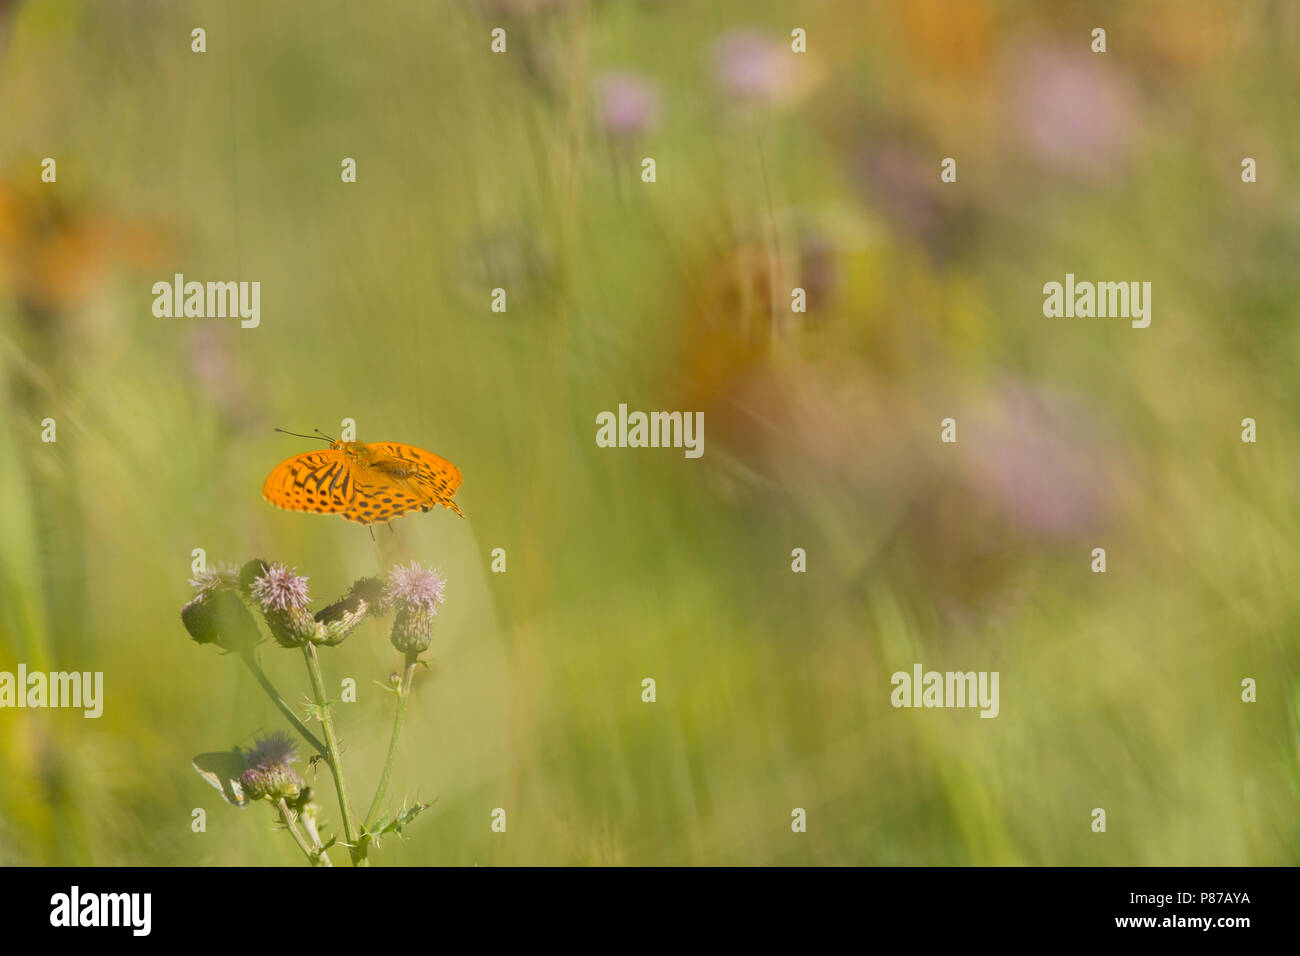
[{"left": 263, "top": 439, "right": 465, "bottom": 526}]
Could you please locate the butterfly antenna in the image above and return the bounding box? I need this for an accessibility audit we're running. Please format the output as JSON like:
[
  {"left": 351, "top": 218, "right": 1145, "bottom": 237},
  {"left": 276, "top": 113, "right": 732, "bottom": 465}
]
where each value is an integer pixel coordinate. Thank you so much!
[
  {"left": 275, "top": 427, "right": 333, "bottom": 445},
  {"left": 314, "top": 427, "right": 339, "bottom": 443}
]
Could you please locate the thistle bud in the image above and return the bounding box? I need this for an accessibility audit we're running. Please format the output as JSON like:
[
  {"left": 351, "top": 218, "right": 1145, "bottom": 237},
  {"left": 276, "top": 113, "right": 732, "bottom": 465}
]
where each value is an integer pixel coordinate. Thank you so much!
[
  {"left": 385, "top": 562, "right": 446, "bottom": 654},
  {"left": 314, "top": 576, "right": 385, "bottom": 646},
  {"left": 238, "top": 733, "right": 304, "bottom": 803},
  {"left": 180, "top": 592, "right": 219, "bottom": 645},
  {"left": 237, "top": 559, "right": 272, "bottom": 596},
  {"left": 181, "top": 566, "right": 260, "bottom": 653}
]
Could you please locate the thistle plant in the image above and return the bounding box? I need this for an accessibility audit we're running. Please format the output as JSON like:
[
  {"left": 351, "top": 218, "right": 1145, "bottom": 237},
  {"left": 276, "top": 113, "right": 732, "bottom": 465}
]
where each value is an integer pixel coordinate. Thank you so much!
[{"left": 181, "top": 558, "right": 445, "bottom": 866}]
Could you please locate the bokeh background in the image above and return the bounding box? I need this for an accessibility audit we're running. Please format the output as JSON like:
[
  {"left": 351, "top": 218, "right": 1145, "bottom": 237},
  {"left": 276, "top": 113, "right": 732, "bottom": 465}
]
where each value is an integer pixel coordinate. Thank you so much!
[{"left": 1, "top": 0, "right": 1298, "bottom": 865}]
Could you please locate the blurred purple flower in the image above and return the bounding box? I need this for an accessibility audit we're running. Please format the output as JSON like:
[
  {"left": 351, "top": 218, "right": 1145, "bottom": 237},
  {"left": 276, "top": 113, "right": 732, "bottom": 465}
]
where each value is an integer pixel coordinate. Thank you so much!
[
  {"left": 250, "top": 563, "right": 310, "bottom": 613},
  {"left": 596, "top": 71, "right": 660, "bottom": 139},
  {"left": 845, "top": 134, "right": 970, "bottom": 261},
  {"left": 963, "top": 383, "right": 1115, "bottom": 538},
  {"left": 188, "top": 325, "right": 260, "bottom": 429},
  {"left": 797, "top": 230, "right": 837, "bottom": 315},
  {"left": 856, "top": 139, "right": 945, "bottom": 241},
  {"left": 189, "top": 326, "right": 228, "bottom": 398},
  {"left": 712, "top": 30, "right": 792, "bottom": 104},
  {"left": 1006, "top": 43, "right": 1139, "bottom": 181}
]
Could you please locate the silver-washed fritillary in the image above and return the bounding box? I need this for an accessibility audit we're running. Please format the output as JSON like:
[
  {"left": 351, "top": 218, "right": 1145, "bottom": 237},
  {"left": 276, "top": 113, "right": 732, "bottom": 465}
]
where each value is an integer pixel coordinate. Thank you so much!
[{"left": 262, "top": 434, "right": 465, "bottom": 526}]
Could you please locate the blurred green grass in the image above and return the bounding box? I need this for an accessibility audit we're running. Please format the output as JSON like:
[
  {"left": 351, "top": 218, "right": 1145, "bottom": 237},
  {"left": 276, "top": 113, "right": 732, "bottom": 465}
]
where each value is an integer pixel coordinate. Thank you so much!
[{"left": 1, "top": 0, "right": 1298, "bottom": 865}]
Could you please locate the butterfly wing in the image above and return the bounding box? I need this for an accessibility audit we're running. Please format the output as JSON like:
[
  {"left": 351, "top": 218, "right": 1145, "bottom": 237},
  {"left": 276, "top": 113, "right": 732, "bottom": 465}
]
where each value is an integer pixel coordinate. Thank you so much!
[
  {"left": 262, "top": 449, "right": 356, "bottom": 516},
  {"left": 362, "top": 442, "right": 465, "bottom": 519},
  {"left": 192, "top": 750, "right": 249, "bottom": 808},
  {"left": 340, "top": 470, "right": 436, "bottom": 525}
]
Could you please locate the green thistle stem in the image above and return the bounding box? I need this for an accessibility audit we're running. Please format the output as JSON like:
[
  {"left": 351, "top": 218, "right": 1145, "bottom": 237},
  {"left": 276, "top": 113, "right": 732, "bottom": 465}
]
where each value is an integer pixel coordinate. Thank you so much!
[
  {"left": 365, "top": 651, "right": 419, "bottom": 831},
  {"left": 278, "top": 797, "right": 329, "bottom": 867},
  {"left": 238, "top": 650, "right": 327, "bottom": 757},
  {"left": 298, "top": 811, "right": 331, "bottom": 866},
  {"left": 301, "top": 642, "right": 365, "bottom": 866}
]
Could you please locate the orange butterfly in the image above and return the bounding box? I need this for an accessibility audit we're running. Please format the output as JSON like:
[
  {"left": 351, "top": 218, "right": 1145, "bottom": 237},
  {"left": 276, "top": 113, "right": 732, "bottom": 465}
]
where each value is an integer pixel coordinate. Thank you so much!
[{"left": 262, "top": 430, "right": 465, "bottom": 526}]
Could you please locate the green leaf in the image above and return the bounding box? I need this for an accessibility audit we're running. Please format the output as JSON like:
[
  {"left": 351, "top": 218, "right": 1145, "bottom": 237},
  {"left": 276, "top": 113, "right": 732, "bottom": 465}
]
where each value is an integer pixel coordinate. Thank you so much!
[{"left": 383, "top": 800, "right": 431, "bottom": 838}]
